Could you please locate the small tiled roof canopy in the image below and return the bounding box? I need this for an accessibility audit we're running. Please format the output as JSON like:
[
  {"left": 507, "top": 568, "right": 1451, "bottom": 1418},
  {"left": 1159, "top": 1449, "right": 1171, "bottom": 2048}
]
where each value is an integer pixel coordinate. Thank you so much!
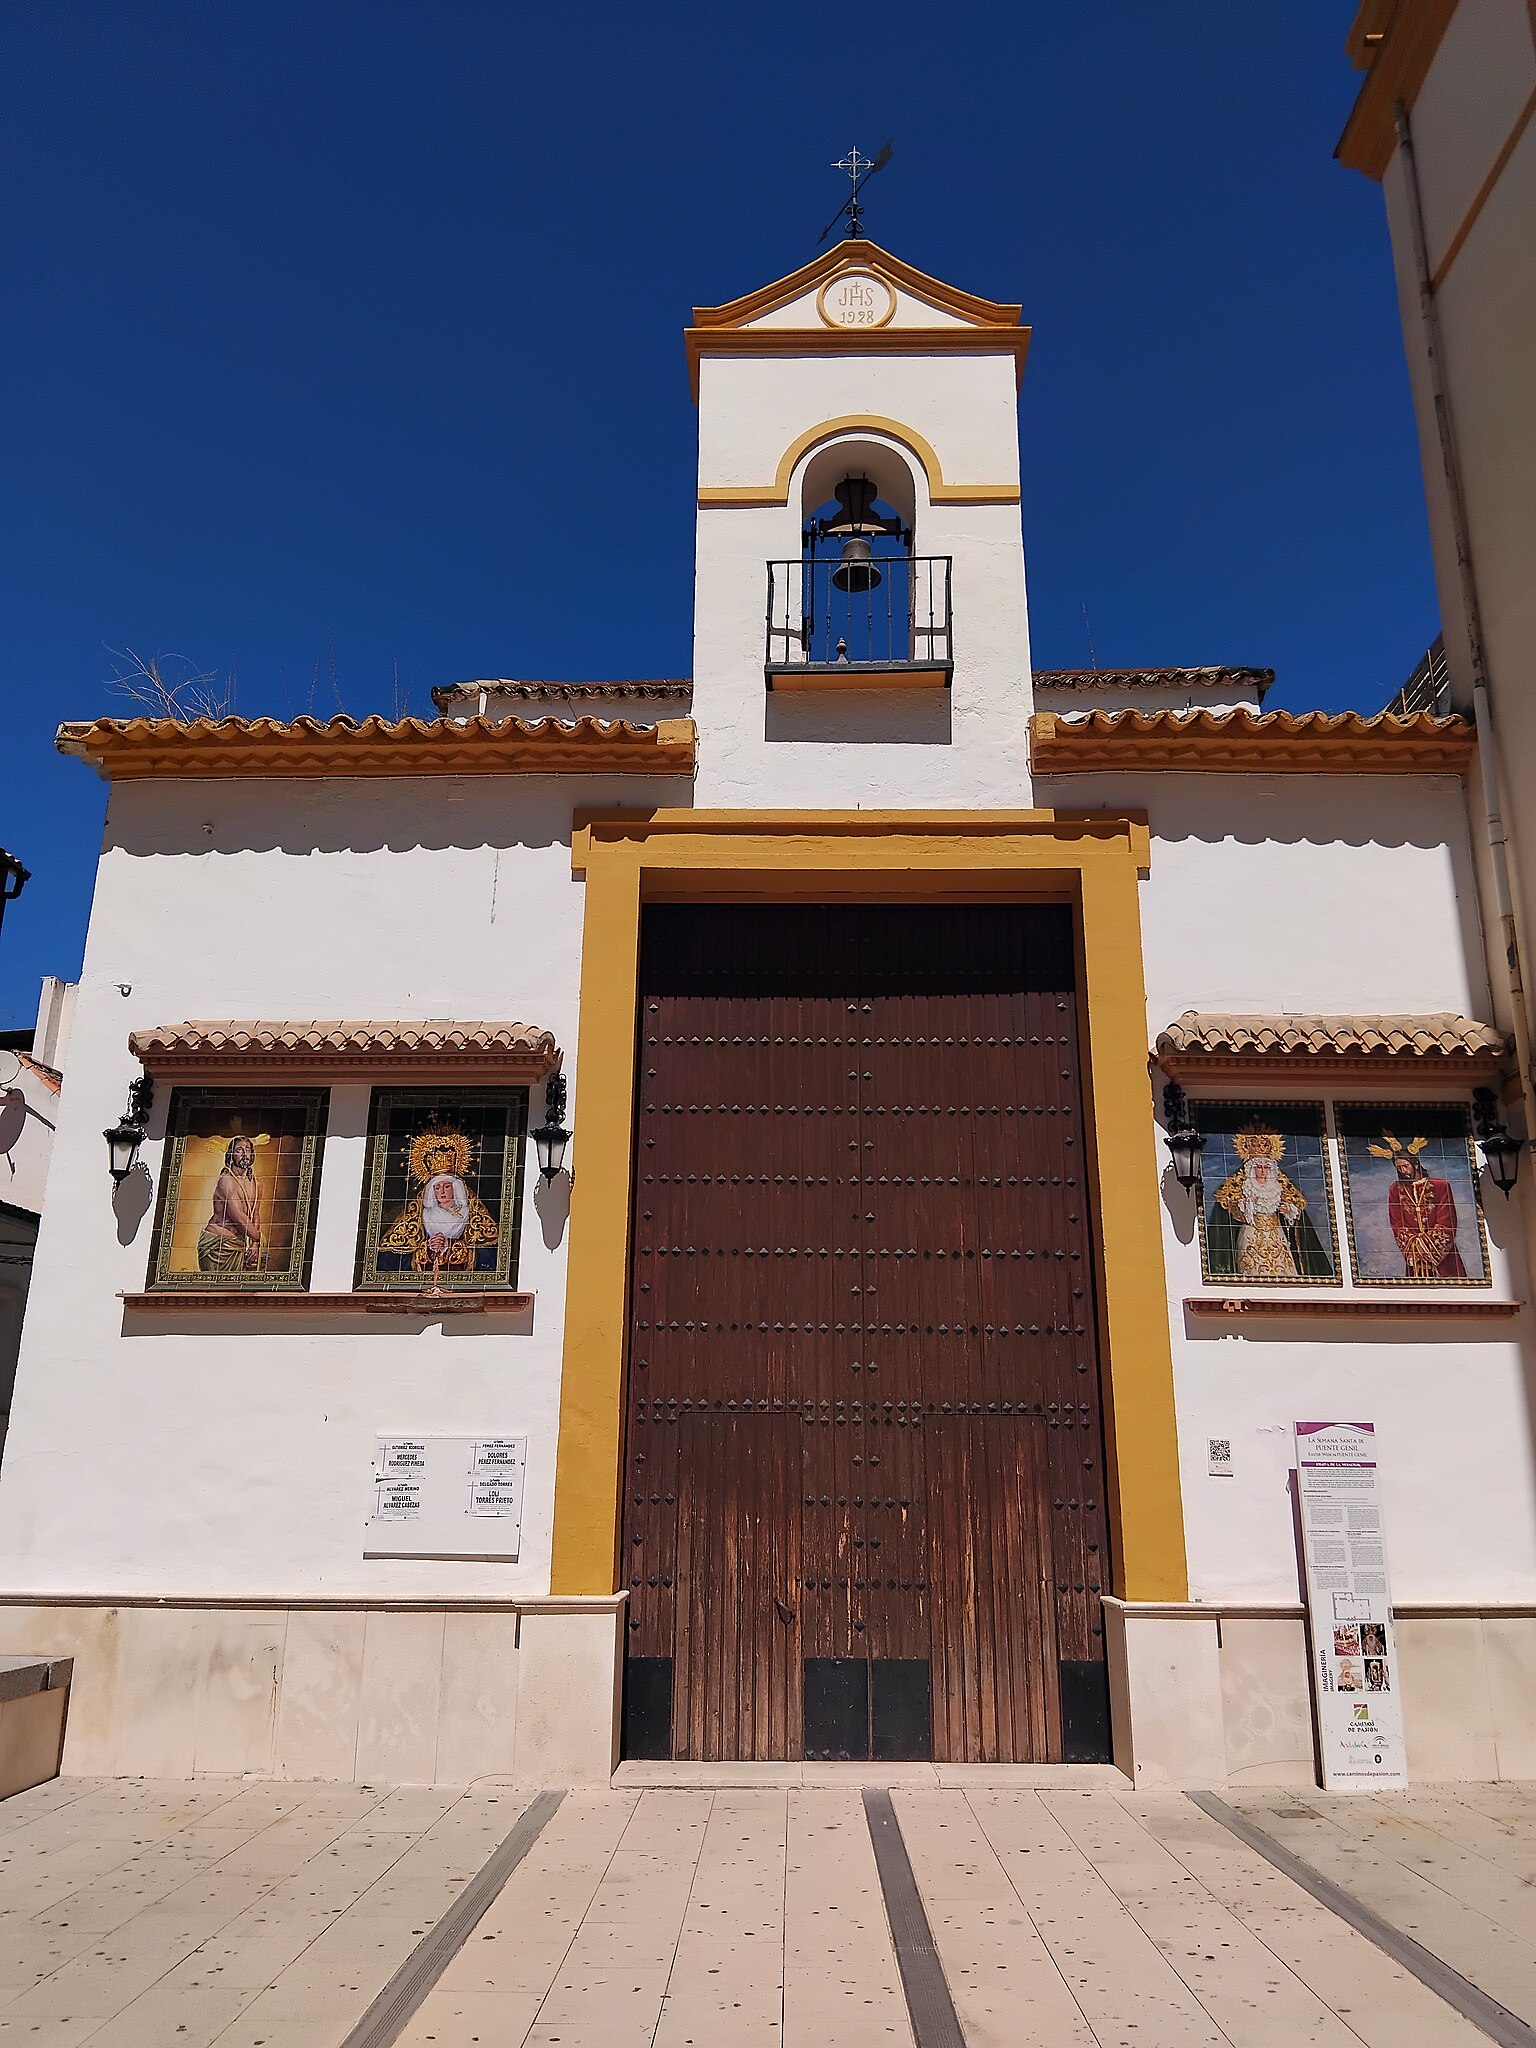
[
  {"left": 1155, "top": 1011, "right": 1510, "bottom": 1081},
  {"left": 130, "top": 1020, "right": 560, "bottom": 1082},
  {"left": 56, "top": 713, "right": 695, "bottom": 780},
  {"left": 1029, "top": 706, "right": 1474, "bottom": 774}
]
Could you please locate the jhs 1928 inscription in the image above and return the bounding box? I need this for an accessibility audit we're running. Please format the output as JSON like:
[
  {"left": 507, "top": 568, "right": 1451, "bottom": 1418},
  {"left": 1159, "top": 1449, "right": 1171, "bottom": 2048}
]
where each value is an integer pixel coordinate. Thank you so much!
[{"left": 818, "top": 271, "right": 894, "bottom": 328}]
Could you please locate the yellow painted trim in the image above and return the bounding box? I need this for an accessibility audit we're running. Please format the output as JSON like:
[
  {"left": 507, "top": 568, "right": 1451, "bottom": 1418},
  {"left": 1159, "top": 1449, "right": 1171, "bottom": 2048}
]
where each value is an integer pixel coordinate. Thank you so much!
[
  {"left": 766, "top": 664, "right": 950, "bottom": 692},
  {"left": 697, "top": 414, "right": 1021, "bottom": 511},
  {"left": 549, "top": 808, "right": 1187, "bottom": 1607},
  {"left": 691, "top": 238, "right": 1023, "bottom": 332},
  {"left": 549, "top": 831, "right": 645, "bottom": 1601}
]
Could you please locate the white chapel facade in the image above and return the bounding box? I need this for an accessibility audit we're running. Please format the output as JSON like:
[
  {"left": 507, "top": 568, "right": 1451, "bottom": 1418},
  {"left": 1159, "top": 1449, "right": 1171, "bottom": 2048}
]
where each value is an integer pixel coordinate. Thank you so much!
[{"left": 0, "top": 236, "right": 1531, "bottom": 1789}]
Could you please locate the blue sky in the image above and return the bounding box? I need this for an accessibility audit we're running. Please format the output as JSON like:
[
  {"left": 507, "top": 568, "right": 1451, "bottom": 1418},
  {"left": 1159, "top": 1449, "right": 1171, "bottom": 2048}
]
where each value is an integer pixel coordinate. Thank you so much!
[{"left": 0, "top": 2, "right": 1437, "bottom": 1025}]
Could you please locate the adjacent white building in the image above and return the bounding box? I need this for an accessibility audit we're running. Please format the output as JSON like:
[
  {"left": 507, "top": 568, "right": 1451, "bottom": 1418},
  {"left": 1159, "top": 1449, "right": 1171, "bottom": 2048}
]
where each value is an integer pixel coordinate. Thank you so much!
[
  {"left": 1340, "top": 0, "right": 1536, "bottom": 1272},
  {"left": 0, "top": 978, "right": 73, "bottom": 1452}
]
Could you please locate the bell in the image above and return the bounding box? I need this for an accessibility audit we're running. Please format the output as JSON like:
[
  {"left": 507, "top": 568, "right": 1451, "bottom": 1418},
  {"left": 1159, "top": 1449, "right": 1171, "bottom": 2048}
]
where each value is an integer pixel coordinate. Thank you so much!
[{"left": 831, "top": 535, "right": 882, "bottom": 593}]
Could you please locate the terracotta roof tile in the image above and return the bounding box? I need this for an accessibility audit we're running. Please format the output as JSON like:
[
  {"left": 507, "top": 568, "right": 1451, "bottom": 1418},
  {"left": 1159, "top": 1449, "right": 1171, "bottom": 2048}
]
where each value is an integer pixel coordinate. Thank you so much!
[
  {"left": 1032, "top": 666, "right": 1274, "bottom": 696},
  {"left": 130, "top": 1020, "right": 560, "bottom": 1079},
  {"left": 1156, "top": 1011, "right": 1509, "bottom": 1065},
  {"left": 431, "top": 679, "right": 692, "bottom": 709},
  {"left": 12, "top": 1051, "right": 61, "bottom": 1094},
  {"left": 57, "top": 713, "right": 696, "bottom": 781},
  {"left": 1030, "top": 705, "right": 1473, "bottom": 774}
]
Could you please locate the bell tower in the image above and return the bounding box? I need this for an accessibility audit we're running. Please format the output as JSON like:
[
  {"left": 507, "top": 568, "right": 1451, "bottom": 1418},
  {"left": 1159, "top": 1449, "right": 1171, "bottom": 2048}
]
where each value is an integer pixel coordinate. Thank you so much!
[{"left": 686, "top": 235, "right": 1035, "bottom": 806}]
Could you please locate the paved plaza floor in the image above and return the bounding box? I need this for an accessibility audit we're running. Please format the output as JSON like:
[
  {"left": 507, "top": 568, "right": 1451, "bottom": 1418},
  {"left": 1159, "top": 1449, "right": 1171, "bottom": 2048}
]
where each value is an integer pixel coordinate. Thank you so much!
[{"left": 0, "top": 1773, "right": 1532, "bottom": 2046}]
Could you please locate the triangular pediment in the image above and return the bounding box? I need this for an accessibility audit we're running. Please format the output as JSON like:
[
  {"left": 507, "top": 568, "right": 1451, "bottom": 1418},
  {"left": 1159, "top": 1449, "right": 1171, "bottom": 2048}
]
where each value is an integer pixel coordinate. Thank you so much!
[{"left": 691, "top": 240, "right": 1023, "bottom": 333}]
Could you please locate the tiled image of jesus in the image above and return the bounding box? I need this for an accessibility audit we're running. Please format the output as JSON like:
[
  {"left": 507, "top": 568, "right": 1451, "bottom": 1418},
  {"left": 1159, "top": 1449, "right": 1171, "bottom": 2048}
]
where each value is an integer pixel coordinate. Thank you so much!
[
  {"left": 197, "top": 1136, "right": 262, "bottom": 1272},
  {"left": 148, "top": 1089, "right": 324, "bottom": 1293}
]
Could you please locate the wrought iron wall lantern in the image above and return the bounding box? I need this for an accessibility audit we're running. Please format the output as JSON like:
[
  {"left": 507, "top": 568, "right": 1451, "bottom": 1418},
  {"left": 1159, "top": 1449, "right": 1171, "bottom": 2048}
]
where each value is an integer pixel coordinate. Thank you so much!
[
  {"left": 105, "top": 1074, "right": 155, "bottom": 1185},
  {"left": 534, "top": 1069, "right": 571, "bottom": 1182},
  {"left": 1161, "top": 1080, "right": 1205, "bottom": 1191},
  {"left": 1473, "top": 1086, "right": 1522, "bottom": 1196},
  {"left": 0, "top": 847, "right": 30, "bottom": 938}
]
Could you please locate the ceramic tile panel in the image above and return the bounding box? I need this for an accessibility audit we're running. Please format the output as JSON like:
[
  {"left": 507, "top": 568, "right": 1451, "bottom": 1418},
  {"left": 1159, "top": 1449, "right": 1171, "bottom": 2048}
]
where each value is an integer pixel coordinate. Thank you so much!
[
  {"left": 354, "top": 1609, "right": 444, "bottom": 1784},
  {"left": 515, "top": 1608, "right": 622, "bottom": 1787},
  {"left": 435, "top": 1612, "right": 518, "bottom": 1784},
  {"left": 1106, "top": 1608, "right": 1226, "bottom": 1788},
  {"left": 1396, "top": 1615, "right": 1498, "bottom": 1779},
  {"left": 1483, "top": 1614, "right": 1536, "bottom": 1780},
  {"left": 109, "top": 1608, "right": 207, "bottom": 1776},
  {"left": 1218, "top": 1615, "right": 1317, "bottom": 1785},
  {"left": 195, "top": 1611, "right": 285, "bottom": 1776},
  {"left": 274, "top": 1609, "right": 366, "bottom": 1780}
]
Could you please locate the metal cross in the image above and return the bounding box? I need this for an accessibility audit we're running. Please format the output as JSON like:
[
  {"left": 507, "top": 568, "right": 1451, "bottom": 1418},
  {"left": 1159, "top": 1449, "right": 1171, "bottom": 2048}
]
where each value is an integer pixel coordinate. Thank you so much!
[{"left": 817, "top": 139, "right": 893, "bottom": 245}]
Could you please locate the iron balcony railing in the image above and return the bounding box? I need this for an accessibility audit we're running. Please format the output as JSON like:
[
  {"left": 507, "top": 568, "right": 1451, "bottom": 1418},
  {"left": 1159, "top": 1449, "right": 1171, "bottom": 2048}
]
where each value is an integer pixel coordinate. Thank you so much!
[{"left": 765, "top": 556, "right": 953, "bottom": 681}]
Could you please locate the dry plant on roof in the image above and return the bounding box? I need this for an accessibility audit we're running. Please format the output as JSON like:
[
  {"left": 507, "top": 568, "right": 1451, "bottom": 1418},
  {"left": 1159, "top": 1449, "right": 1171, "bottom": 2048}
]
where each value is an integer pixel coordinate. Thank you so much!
[{"left": 103, "top": 646, "right": 237, "bottom": 722}]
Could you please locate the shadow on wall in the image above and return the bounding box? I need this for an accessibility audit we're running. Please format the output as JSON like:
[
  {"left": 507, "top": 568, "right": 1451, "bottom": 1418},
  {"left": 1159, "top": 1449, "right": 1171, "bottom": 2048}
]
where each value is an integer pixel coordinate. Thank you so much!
[
  {"left": 1178, "top": 1304, "right": 1535, "bottom": 1347},
  {"left": 764, "top": 687, "right": 952, "bottom": 747},
  {"left": 112, "top": 1162, "right": 155, "bottom": 1247},
  {"left": 114, "top": 1302, "right": 538, "bottom": 1340},
  {"left": 533, "top": 1170, "right": 570, "bottom": 1251},
  {"left": 1159, "top": 1158, "right": 1200, "bottom": 1248},
  {"left": 102, "top": 774, "right": 700, "bottom": 861},
  {"left": 1036, "top": 770, "right": 1466, "bottom": 858}
]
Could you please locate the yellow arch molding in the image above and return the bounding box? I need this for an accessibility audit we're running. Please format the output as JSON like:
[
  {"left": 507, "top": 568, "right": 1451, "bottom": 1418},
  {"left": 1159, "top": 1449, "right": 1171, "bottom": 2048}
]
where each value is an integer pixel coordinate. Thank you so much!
[{"left": 696, "top": 414, "right": 1021, "bottom": 509}]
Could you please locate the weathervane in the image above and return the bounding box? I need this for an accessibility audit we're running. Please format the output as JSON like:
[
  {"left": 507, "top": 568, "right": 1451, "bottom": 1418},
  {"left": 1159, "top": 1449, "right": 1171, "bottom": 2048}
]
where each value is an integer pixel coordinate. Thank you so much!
[{"left": 816, "top": 139, "right": 894, "bottom": 245}]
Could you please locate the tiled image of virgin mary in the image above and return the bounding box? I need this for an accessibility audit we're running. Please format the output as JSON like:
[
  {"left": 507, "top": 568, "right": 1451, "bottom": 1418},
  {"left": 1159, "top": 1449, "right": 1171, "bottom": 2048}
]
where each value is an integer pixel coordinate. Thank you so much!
[
  {"left": 380, "top": 1126, "right": 499, "bottom": 1281},
  {"left": 357, "top": 1089, "right": 528, "bottom": 1290},
  {"left": 1195, "top": 1100, "right": 1339, "bottom": 1284}
]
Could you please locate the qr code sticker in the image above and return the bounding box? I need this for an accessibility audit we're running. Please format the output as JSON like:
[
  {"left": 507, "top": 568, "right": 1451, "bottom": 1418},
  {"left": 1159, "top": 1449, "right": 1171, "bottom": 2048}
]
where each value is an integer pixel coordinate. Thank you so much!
[{"left": 1208, "top": 1437, "right": 1233, "bottom": 1476}]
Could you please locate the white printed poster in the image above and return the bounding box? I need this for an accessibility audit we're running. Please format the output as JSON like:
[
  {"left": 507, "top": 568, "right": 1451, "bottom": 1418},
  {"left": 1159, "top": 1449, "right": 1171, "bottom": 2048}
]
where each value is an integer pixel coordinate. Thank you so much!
[
  {"left": 373, "top": 1477, "right": 423, "bottom": 1522},
  {"left": 1295, "top": 1421, "right": 1407, "bottom": 1789},
  {"left": 366, "top": 1433, "right": 527, "bottom": 1558},
  {"left": 469, "top": 1436, "right": 527, "bottom": 1519}
]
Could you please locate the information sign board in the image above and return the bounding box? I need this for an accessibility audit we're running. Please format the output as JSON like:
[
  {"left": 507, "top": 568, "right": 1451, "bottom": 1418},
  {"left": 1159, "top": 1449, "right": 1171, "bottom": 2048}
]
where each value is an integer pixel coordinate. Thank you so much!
[{"left": 1295, "top": 1421, "right": 1407, "bottom": 1789}]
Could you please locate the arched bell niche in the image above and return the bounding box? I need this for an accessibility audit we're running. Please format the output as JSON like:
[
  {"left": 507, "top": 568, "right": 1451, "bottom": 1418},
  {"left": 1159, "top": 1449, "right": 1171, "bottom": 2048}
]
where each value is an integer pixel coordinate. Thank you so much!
[
  {"left": 799, "top": 435, "right": 919, "bottom": 537},
  {"left": 796, "top": 438, "right": 921, "bottom": 667}
]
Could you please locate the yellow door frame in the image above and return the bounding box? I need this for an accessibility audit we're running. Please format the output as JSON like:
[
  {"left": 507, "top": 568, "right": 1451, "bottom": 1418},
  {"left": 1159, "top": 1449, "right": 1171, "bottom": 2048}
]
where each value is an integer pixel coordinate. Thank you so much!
[{"left": 549, "top": 808, "right": 1188, "bottom": 1606}]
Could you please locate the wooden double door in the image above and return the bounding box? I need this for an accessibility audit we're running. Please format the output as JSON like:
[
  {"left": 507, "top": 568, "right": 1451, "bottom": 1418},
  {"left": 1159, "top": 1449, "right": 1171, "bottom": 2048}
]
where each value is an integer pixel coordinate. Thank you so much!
[{"left": 621, "top": 903, "right": 1112, "bottom": 1763}]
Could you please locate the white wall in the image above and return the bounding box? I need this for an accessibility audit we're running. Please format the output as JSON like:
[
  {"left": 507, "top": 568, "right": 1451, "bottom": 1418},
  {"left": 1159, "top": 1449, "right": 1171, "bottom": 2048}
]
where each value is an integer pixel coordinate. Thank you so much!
[{"left": 0, "top": 769, "right": 690, "bottom": 1601}]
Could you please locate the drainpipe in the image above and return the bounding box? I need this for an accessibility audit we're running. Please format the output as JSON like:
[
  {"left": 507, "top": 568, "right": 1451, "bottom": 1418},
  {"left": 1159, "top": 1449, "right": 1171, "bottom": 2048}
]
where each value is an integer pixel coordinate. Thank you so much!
[{"left": 1394, "top": 101, "right": 1536, "bottom": 1151}]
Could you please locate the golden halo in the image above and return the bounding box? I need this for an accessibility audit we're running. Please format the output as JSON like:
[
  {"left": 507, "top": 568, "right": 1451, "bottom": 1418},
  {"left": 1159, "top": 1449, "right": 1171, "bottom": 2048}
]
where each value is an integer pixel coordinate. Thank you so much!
[
  {"left": 409, "top": 1127, "right": 471, "bottom": 1183},
  {"left": 1369, "top": 1130, "right": 1430, "bottom": 1161},
  {"left": 1233, "top": 1124, "right": 1285, "bottom": 1163}
]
